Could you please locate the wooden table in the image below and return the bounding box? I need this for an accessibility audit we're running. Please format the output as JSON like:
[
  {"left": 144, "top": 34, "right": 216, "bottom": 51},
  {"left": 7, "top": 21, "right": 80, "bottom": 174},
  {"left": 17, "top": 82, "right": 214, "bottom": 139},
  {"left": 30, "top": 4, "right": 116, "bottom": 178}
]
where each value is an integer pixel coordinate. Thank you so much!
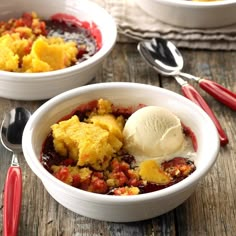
[{"left": 0, "top": 38, "right": 235, "bottom": 236}]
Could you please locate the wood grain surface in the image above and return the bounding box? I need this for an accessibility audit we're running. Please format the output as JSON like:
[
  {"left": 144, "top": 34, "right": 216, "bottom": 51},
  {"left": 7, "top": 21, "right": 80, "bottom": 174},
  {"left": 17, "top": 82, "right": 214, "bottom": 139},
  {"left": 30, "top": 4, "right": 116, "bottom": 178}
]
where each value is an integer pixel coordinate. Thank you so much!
[{"left": 0, "top": 41, "right": 235, "bottom": 236}]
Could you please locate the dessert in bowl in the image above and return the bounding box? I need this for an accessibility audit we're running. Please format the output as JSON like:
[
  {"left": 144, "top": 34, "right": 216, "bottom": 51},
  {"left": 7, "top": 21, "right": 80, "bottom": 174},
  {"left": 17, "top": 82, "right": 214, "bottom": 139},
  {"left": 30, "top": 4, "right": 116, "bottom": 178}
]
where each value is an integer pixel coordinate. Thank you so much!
[
  {"left": 22, "top": 82, "right": 220, "bottom": 222},
  {"left": 0, "top": 0, "right": 117, "bottom": 100}
]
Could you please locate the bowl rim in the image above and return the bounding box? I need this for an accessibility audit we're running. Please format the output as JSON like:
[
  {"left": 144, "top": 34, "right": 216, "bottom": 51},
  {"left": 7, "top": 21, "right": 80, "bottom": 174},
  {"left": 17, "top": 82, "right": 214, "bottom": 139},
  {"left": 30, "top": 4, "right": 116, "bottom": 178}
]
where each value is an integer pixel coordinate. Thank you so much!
[
  {"left": 151, "top": 0, "right": 236, "bottom": 8},
  {"left": 22, "top": 82, "right": 220, "bottom": 203},
  {"left": 0, "top": 0, "right": 117, "bottom": 80}
]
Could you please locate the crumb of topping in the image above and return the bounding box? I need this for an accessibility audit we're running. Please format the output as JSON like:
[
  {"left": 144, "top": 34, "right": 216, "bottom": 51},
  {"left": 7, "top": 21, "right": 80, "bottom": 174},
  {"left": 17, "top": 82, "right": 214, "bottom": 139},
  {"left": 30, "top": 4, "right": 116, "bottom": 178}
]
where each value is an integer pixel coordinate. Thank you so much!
[
  {"left": 22, "top": 36, "right": 78, "bottom": 72},
  {"left": 162, "top": 157, "right": 196, "bottom": 178},
  {"left": 88, "top": 114, "right": 124, "bottom": 141},
  {"left": 97, "top": 98, "right": 113, "bottom": 114},
  {"left": 139, "top": 160, "right": 171, "bottom": 184},
  {"left": 0, "top": 34, "right": 25, "bottom": 71},
  {"left": 51, "top": 165, "right": 92, "bottom": 186},
  {"left": 113, "top": 186, "right": 140, "bottom": 196}
]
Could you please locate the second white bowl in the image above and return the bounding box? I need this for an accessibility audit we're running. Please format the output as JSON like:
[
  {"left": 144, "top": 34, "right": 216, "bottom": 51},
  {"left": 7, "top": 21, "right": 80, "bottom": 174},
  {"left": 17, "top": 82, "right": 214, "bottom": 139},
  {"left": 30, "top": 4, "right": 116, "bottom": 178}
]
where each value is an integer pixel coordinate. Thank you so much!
[
  {"left": 0, "top": 0, "right": 117, "bottom": 100},
  {"left": 135, "top": 0, "right": 236, "bottom": 28}
]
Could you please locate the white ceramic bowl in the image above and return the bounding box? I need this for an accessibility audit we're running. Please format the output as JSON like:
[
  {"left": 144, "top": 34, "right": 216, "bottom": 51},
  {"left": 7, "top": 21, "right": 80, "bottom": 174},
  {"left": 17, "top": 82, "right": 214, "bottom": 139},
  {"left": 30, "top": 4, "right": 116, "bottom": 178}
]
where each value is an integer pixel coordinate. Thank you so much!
[
  {"left": 0, "top": 0, "right": 117, "bottom": 100},
  {"left": 22, "top": 82, "right": 220, "bottom": 222},
  {"left": 135, "top": 0, "right": 236, "bottom": 28}
]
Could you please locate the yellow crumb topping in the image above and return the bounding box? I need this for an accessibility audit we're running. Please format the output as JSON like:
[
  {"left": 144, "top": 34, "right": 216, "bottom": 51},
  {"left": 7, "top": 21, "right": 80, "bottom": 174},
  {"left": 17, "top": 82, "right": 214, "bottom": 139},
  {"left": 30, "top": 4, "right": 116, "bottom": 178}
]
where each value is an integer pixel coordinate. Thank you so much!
[
  {"left": 0, "top": 12, "right": 78, "bottom": 72},
  {"left": 51, "top": 109, "right": 124, "bottom": 171},
  {"left": 22, "top": 36, "right": 78, "bottom": 72},
  {"left": 139, "top": 160, "right": 171, "bottom": 184}
]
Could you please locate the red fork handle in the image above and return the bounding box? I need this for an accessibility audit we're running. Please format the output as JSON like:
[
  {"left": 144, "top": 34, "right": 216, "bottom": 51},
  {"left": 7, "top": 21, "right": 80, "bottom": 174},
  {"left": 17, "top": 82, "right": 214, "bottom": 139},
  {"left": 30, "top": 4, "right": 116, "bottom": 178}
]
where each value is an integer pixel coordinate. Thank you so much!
[
  {"left": 198, "top": 79, "right": 236, "bottom": 111},
  {"left": 181, "top": 84, "right": 228, "bottom": 146},
  {"left": 4, "top": 166, "right": 22, "bottom": 236}
]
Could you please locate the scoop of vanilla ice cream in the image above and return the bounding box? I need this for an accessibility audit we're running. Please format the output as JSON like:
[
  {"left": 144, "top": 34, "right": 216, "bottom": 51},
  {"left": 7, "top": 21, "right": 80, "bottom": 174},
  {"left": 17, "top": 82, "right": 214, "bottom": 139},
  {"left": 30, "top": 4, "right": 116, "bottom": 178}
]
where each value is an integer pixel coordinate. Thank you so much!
[{"left": 123, "top": 106, "right": 185, "bottom": 163}]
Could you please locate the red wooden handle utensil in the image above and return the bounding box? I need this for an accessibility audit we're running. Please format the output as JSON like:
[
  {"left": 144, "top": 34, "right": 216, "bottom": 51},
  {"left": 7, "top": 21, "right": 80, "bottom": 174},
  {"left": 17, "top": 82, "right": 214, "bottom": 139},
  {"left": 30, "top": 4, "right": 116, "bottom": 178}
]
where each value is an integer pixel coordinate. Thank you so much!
[
  {"left": 181, "top": 84, "right": 229, "bottom": 146},
  {"left": 198, "top": 79, "right": 236, "bottom": 111},
  {"left": 4, "top": 166, "right": 22, "bottom": 236}
]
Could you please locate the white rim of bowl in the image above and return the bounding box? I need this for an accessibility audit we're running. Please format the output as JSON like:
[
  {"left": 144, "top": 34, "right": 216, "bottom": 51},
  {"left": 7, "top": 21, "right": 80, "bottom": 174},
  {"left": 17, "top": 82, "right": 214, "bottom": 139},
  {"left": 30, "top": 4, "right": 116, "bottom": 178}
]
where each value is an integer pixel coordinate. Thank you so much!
[
  {"left": 153, "top": 0, "right": 236, "bottom": 8},
  {"left": 22, "top": 82, "right": 220, "bottom": 204},
  {"left": 0, "top": 1, "right": 117, "bottom": 81}
]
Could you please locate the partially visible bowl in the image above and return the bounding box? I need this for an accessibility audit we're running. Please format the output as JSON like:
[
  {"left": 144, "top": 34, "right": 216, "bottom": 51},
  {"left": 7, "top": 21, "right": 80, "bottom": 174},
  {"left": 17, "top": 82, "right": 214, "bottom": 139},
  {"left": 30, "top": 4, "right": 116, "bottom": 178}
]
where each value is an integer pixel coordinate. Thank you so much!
[
  {"left": 0, "top": 0, "right": 117, "bottom": 100},
  {"left": 135, "top": 0, "right": 236, "bottom": 28},
  {"left": 22, "top": 82, "right": 220, "bottom": 222}
]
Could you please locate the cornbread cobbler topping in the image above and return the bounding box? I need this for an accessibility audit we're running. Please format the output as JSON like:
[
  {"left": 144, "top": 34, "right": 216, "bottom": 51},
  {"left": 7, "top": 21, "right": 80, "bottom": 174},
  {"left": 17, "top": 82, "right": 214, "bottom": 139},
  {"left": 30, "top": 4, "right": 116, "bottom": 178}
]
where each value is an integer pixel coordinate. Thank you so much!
[{"left": 0, "top": 12, "right": 100, "bottom": 72}]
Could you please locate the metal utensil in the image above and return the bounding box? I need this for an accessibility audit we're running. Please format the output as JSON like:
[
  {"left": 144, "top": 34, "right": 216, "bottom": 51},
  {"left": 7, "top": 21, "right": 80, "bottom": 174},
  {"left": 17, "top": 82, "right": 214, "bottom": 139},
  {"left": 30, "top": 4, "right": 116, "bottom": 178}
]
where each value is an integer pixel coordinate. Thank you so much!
[
  {"left": 1, "top": 107, "right": 31, "bottom": 236},
  {"left": 137, "top": 37, "right": 236, "bottom": 110},
  {"left": 137, "top": 38, "right": 229, "bottom": 146}
]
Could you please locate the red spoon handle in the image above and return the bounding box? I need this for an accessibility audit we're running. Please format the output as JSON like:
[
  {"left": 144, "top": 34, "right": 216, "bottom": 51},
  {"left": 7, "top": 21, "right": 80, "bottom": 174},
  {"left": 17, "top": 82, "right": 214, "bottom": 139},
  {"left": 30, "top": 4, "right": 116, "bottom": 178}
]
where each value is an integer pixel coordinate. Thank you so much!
[
  {"left": 3, "top": 166, "right": 22, "bottom": 236},
  {"left": 198, "top": 79, "right": 236, "bottom": 110},
  {"left": 181, "top": 84, "right": 228, "bottom": 146}
]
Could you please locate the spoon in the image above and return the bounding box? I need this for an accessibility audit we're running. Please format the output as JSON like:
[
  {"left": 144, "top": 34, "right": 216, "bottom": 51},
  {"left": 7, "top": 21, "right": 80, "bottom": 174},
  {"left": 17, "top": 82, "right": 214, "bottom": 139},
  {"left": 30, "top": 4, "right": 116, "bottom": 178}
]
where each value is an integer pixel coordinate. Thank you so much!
[
  {"left": 1, "top": 107, "right": 31, "bottom": 236},
  {"left": 137, "top": 38, "right": 229, "bottom": 146},
  {"left": 138, "top": 37, "right": 236, "bottom": 110}
]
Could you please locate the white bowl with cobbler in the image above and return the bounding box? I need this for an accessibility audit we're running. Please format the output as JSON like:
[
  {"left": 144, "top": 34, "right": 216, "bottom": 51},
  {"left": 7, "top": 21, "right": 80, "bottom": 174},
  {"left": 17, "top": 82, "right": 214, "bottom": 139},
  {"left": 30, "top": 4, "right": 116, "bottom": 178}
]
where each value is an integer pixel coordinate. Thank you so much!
[
  {"left": 0, "top": 0, "right": 117, "bottom": 100},
  {"left": 22, "top": 82, "right": 220, "bottom": 222}
]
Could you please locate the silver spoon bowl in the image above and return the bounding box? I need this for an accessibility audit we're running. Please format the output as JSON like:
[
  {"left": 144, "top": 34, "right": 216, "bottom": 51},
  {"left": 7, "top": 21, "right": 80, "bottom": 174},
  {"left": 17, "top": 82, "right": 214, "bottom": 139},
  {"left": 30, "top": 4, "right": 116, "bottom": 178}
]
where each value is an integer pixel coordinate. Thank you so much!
[
  {"left": 1, "top": 107, "right": 31, "bottom": 236},
  {"left": 138, "top": 37, "right": 184, "bottom": 76}
]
